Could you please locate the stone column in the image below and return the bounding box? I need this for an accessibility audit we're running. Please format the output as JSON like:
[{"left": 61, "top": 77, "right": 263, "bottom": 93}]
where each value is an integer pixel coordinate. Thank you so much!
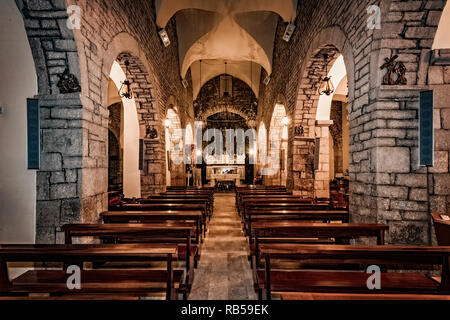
[
  {"left": 314, "top": 120, "right": 333, "bottom": 198},
  {"left": 291, "top": 137, "right": 315, "bottom": 198},
  {"left": 36, "top": 93, "right": 84, "bottom": 243}
]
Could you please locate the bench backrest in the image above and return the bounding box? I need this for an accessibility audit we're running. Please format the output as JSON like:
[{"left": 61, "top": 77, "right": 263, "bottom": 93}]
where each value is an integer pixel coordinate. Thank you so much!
[{"left": 432, "top": 213, "right": 450, "bottom": 246}]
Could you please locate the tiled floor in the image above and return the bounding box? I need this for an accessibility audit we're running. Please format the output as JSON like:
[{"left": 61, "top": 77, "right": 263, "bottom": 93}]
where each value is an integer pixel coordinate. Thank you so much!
[{"left": 188, "top": 192, "right": 257, "bottom": 300}]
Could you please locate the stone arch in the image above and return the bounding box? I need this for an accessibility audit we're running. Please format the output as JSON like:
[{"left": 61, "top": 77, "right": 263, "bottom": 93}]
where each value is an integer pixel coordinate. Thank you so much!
[
  {"left": 291, "top": 26, "right": 355, "bottom": 199},
  {"left": 15, "top": 0, "right": 82, "bottom": 95},
  {"left": 201, "top": 107, "right": 250, "bottom": 123},
  {"left": 101, "top": 33, "right": 165, "bottom": 196},
  {"left": 294, "top": 26, "right": 355, "bottom": 123}
]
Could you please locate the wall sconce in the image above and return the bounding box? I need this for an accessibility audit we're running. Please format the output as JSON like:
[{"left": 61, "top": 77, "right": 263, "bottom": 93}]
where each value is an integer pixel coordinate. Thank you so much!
[
  {"left": 164, "top": 119, "right": 171, "bottom": 128},
  {"left": 263, "top": 75, "right": 271, "bottom": 86},
  {"left": 159, "top": 29, "right": 171, "bottom": 47},
  {"left": 196, "top": 149, "right": 202, "bottom": 157},
  {"left": 281, "top": 116, "right": 290, "bottom": 126},
  {"left": 282, "top": 23, "right": 296, "bottom": 42},
  {"left": 118, "top": 60, "right": 133, "bottom": 99},
  {"left": 318, "top": 54, "right": 334, "bottom": 96}
]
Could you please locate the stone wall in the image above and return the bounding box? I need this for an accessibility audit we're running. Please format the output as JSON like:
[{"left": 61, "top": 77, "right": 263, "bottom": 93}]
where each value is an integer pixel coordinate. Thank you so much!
[
  {"left": 16, "top": 0, "right": 193, "bottom": 242},
  {"left": 195, "top": 75, "right": 257, "bottom": 127},
  {"left": 257, "top": 0, "right": 448, "bottom": 244}
]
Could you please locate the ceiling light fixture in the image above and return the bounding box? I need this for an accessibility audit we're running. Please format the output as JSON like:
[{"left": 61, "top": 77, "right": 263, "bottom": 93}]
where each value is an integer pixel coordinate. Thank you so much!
[
  {"left": 283, "top": 23, "right": 296, "bottom": 42},
  {"left": 118, "top": 60, "right": 133, "bottom": 100},
  {"left": 158, "top": 29, "right": 171, "bottom": 47},
  {"left": 318, "top": 54, "right": 335, "bottom": 96}
]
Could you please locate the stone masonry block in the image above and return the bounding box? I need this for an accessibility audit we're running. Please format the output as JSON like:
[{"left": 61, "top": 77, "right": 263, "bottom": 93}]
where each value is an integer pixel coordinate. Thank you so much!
[{"left": 372, "top": 147, "right": 410, "bottom": 173}]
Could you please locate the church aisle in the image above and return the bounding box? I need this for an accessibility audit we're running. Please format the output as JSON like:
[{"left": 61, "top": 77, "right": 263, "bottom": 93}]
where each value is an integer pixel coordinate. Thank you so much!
[{"left": 188, "top": 192, "right": 257, "bottom": 300}]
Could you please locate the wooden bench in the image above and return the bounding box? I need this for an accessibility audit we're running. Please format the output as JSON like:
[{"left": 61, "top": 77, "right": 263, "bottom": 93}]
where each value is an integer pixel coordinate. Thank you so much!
[
  {"left": 432, "top": 213, "right": 450, "bottom": 246},
  {"left": 100, "top": 211, "right": 204, "bottom": 242},
  {"left": 250, "top": 222, "right": 388, "bottom": 269},
  {"left": 110, "top": 203, "right": 209, "bottom": 226},
  {"left": 0, "top": 244, "right": 182, "bottom": 300},
  {"left": 137, "top": 198, "right": 212, "bottom": 220},
  {"left": 280, "top": 292, "right": 450, "bottom": 300},
  {"left": 62, "top": 223, "right": 198, "bottom": 270},
  {"left": 242, "top": 202, "right": 331, "bottom": 222},
  {"left": 238, "top": 196, "right": 315, "bottom": 216},
  {"left": 245, "top": 209, "right": 349, "bottom": 239},
  {"left": 257, "top": 244, "right": 450, "bottom": 300}
]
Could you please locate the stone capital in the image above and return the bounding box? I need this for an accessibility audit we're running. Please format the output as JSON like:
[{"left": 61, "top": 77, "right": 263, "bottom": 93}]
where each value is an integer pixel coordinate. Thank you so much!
[{"left": 315, "top": 120, "right": 334, "bottom": 127}]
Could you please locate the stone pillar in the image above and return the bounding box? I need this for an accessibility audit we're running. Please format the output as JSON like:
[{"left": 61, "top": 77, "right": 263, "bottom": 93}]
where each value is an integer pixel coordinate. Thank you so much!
[
  {"left": 36, "top": 93, "right": 84, "bottom": 243},
  {"left": 315, "top": 120, "right": 333, "bottom": 198},
  {"left": 291, "top": 137, "right": 315, "bottom": 198}
]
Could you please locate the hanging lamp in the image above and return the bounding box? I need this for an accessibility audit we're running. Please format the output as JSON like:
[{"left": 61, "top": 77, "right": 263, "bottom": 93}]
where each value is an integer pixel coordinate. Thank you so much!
[{"left": 318, "top": 54, "right": 335, "bottom": 96}]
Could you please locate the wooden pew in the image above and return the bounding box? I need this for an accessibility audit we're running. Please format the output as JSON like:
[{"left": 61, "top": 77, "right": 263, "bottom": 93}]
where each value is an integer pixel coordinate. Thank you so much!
[
  {"left": 280, "top": 292, "right": 450, "bottom": 300},
  {"left": 151, "top": 194, "right": 212, "bottom": 207},
  {"left": 138, "top": 197, "right": 212, "bottom": 220},
  {"left": 61, "top": 223, "right": 198, "bottom": 295},
  {"left": 100, "top": 211, "right": 204, "bottom": 242},
  {"left": 239, "top": 197, "right": 316, "bottom": 217},
  {"left": 245, "top": 209, "right": 349, "bottom": 239},
  {"left": 108, "top": 203, "right": 209, "bottom": 232},
  {"left": 242, "top": 203, "right": 332, "bottom": 227},
  {"left": 251, "top": 222, "right": 388, "bottom": 269},
  {"left": 432, "top": 213, "right": 450, "bottom": 246},
  {"left": 257, "top": 244, "right": 450, "bottom": 300},
  {"left": 0, "top": 244, "right": 181, "bottom": 300}
]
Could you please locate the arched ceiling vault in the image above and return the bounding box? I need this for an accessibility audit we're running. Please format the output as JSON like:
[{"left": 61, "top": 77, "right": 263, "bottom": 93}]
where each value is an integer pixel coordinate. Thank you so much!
[
  {"left": 155, "top": 0, "right": 298, "bottom": 96},
  {"left": 191, "top": 60, "right": 261, "bottom": 99}
]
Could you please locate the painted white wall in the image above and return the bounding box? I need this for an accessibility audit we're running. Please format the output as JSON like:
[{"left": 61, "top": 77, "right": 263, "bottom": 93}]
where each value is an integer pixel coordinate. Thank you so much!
[
  {"left": 433, "top": 2, "right": 450, "bottom": 49},
  {"left": 109, "top": 61, "right": 141, "bottom": 198},
  {"left": 316, "top": 55, "right": 348, "bottom": 120},
  {"left": 0, "top": 0, "right": 37, "bottom": 245}
]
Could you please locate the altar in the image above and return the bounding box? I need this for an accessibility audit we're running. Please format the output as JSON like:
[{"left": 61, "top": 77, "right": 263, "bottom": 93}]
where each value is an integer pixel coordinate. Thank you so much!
[{"left": 205, "top": 154, "right": 245, "bottom": 187}]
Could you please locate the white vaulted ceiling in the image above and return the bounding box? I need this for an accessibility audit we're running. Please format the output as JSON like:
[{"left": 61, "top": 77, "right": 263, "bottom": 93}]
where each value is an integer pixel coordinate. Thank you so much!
[{"left": 154, "top": 0, "right": 297, "bottom": 96}]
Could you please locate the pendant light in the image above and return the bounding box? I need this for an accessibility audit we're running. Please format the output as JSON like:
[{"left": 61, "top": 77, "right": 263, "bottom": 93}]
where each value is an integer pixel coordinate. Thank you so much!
[
  {"left": 318, "top": 54, "right": 335, "bottom": 96},
  {"left": 119, "top": 60, "right": 133, "bottom": 99}
]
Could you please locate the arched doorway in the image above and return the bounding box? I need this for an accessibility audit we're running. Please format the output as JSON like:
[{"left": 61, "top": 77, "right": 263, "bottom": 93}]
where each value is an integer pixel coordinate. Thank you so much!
[
  {"left": 0, "top": 0, "right": 38, "bottom": 244},
  {"left": 108, "top": 61, "right": 140, "bottom": 198},
  {"left": 267, "top": 104, "right": 288, "bottom": 186},
  {"left": 165, "top": 108, "right": 184, "bottom": 186},
  {"left": 315, "top": 54, "right": 350, "bottom": 205},
  {"left": 255, "top": 122, "right": 268, "bottom": 185}
]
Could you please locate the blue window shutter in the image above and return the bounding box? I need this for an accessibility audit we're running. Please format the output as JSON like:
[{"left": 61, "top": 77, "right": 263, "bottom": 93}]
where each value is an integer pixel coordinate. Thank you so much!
[
  {"left": 27, "top": 98, "right": 40, "bottom": 169},
  {"left": 419, "top": 90, "right": 434, "bottom": 167}
]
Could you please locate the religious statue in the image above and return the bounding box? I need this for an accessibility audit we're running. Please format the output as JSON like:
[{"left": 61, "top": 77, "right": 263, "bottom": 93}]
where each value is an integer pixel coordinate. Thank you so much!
[
  {"left": 57, "top": 68, "right": 81, "bottom": 93},
  {"left": 294, "top": 125, "right": 304, "bottom": 137},
  {"left": 380, "top": 55, "right": 398, "bottom": 85},
  {"left": 395, "top": 62, "right": 407, "bottom": 85},
  {"left": 146, "top": 126, "right": 158, "bottom": 139}
]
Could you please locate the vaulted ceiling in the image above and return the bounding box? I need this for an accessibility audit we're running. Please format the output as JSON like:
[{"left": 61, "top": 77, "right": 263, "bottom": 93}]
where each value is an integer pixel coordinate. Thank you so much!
[{"left": 154, "top": 0, "right": 298, "bottom": 98}]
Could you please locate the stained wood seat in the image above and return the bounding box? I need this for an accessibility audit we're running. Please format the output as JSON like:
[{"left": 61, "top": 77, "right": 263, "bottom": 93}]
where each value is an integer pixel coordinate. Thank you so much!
[
  {"left": 0, "top": 244, "right": 180, "bottom": 300},
  {"left": 11, "top": 269, "right": 185, "bottom": 294},
  {"left": 432, "top": 213, "right": 450, "bottom": 245},
  {"left": 280, "top": 292, "right": 450, "bottom": 300},
  {"left": 257, "top": 244, "right": 450, "bottom": 300},
  {"left": 255, "top": 269, "right": 439, "bottom": 294}
]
